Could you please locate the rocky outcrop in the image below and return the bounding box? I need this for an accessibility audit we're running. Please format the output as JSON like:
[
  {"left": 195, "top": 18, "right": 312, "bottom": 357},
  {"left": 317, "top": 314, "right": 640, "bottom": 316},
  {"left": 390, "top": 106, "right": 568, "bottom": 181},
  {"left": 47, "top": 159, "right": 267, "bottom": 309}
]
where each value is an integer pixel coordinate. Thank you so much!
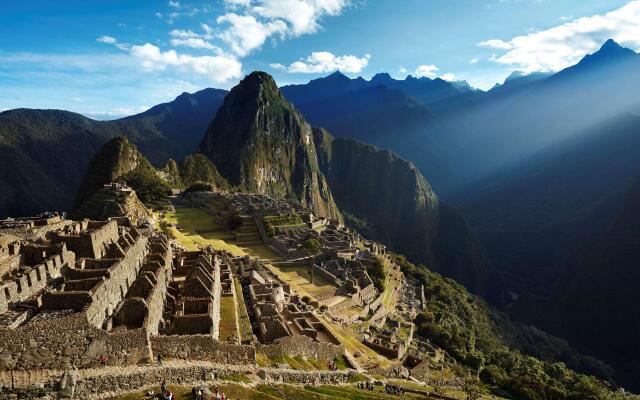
[
  {"left": 75, "top": 137, "right": 152, "bottom": 207},
  {"left": 199, "top": 72, "right": 340, "bottom": 219},
  {"left": 73, "top": 185, "right": 152, "bottom": 224},
  {"left": 161, "top": 153, "right": 229, "bottom": 189}
]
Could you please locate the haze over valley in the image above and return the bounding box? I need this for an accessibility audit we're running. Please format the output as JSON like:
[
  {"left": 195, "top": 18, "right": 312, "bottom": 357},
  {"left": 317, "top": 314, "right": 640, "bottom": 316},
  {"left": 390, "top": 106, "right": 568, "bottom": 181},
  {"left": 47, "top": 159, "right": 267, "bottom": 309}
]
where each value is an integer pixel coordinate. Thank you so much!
[{"left": 2, "top": 1, "right": 640, "bottom": 399}]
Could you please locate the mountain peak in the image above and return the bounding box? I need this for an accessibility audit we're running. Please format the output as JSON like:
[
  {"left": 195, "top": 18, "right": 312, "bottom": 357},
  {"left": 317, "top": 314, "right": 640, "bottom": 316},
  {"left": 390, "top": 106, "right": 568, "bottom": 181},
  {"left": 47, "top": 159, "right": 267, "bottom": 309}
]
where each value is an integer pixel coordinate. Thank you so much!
[
  {"left": 239, "top": 71, "right": 279, "bottom": 92},
  {"left": 371, "top": 72, "right": 393, "bottom": 83},
  {"left": 579, "top": 38, "right": 637, "bottom": 65},
  {"left": 600, "top": 38, "right": 622, "bottom": 52},
  {"left": 325, "top": 70, "right": 349, "bottom": 81},
  {"left": 199, "top": 70, "right": 340, "bottom": 219}
]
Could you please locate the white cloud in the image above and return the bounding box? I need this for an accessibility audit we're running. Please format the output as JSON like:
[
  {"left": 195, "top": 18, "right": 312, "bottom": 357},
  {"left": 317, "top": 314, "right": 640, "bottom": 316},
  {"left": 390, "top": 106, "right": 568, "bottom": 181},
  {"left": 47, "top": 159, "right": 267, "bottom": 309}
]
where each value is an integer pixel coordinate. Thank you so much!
[
  {"left": 477, "top": 0, "right": 640, "bottom": 72},
  {"left": 469, "top": 58, "right": 479, "bottom": 64},
  {"left": 439, "top": 73, "right": 456, "bottom": 81},
  {"left": 201, "top": 23, "right": 214, "bottom": 36},
  {"left": 413, "top": 64, "right": 457, "bottom": 81},
  {"left": 286, "top": 51, "right": 370, "bottom": 73},
  {"left": 398, "top": 67, "right": 407, "bottom": 75},
  {"left": 96, "top": 35, "right": 130, "bottom": 51},
  {"left": 168, "top": 27, "right": 217, "bottom": 50},
  {"left": 169, "top": 29, "right": 201, "bottom": 39},
  {"left": 96, "top": 35, "right": 117, "bottom": 44},
  {"left": 478, "top": 39, "right": 513, "bottom": 50},
  {"left": 215, "top": 0, "right": 352, "bottom": 56},
  {"left": 83, "top": 106, "right": 150, "bottom": 119},
  {"left": 170, "top": 38, "right": 217, "bottom": 50},
  {"left": 217, "top": 13, "right": 287, "bottom": 56},
  {"left": 414, "top": 64, "right": 439, "bottom": 78},
  {"left": 168, "top": 0, "right": 181, "bottom": 8},
  {"left": 269, "top": 63, "right": 286, "bottom": 70},
  {"left": 251, "top": 0, "right": 349, "bottom": 36},
  {"left": 225, "top": 0, "right": 252, "bottom": 6},
  {"left": 130, "top": 43, "right": 242, "bottom": 83}
]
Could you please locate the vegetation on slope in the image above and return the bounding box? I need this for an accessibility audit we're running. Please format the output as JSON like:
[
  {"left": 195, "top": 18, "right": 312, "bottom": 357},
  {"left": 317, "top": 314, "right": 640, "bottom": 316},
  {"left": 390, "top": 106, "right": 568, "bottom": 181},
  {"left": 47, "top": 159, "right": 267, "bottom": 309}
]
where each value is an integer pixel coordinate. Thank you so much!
[
  {"left": 393, "top": 255, "right": 631, "bottom": 400},
  {"left": 75, "top": 136, "right": 171, "bottom": 209},
  {"left": 199, "top": 71, "right": 340, "bottom": 220},
  {"left": 313, "top": 126, "right": 504, "bottom": 303},
  {"left": 162, "top": 153, "right": 229, "bottom": 190}
]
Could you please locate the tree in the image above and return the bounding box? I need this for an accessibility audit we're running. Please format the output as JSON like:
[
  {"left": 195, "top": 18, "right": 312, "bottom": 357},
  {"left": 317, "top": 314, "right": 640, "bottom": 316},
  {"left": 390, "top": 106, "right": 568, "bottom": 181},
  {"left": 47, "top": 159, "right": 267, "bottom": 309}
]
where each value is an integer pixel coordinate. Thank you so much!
[
  {"left": 463, "top": 377, "right": 482, "bottom": 400},
  {"left": 302, "top": 238, "right": 321, "bottom": 253}
]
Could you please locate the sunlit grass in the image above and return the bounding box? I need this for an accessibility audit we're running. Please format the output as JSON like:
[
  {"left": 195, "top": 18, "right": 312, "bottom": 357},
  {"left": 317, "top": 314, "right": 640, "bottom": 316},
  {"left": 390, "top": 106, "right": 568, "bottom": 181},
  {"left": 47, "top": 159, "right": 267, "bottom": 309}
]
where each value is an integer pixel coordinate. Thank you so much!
[
  {"left": 265, "top": 263, "right": 336, "bottom": 300},
  {"left": 218, "top": 295, "right": 238, "bottom": 342}
]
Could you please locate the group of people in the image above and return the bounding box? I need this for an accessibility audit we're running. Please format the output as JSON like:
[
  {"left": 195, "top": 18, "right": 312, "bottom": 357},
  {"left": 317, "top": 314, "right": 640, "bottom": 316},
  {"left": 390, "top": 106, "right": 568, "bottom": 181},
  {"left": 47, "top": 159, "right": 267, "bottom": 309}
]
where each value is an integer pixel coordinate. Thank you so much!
[
  {"left": 326, "top": 360, "right": 338, "bottom": 371},
  {"left": 158, "top": 380, "right": 173, "bottom": 400},
  {"left": 192, "top": 384, "right": 233, "bottom": 400},
  {"left": 357, "top": 381, "right": 375, "bottom": 391},
  {"left": 384, "top": 383, "right": 406, "bottom": 395}
]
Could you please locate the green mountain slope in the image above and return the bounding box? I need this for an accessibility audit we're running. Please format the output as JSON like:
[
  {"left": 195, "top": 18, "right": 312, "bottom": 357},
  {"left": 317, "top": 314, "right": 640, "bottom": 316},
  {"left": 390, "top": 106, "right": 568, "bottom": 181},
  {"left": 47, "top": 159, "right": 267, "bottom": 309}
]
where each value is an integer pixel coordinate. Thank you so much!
[
  {"left": 313, "top": 128, "right": 504, "bottom": 303},
  {"left": 396, "top": 255, "right": 624, "bottom": 400},
  {"left": 539, "top": 177, "right": 640, "bottom": 391},
  {"left": 0, "top": 89, "right": 225, "bottom": 217},
  {"left": 199, "top": 72, "right": 340, "bottom": 219}
]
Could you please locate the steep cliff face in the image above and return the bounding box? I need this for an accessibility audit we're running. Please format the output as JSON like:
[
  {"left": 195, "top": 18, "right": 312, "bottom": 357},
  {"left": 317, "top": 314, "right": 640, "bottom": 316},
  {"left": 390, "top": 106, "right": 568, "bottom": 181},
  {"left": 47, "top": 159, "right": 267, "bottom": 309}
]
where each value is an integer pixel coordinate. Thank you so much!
[
  {"left": 313, "top": 128, "right": 503, "bottom": 303},
  {"left": 543, "top": 177, "right": 640, "bottom": 390},
  {"left": 199, "top": 72, "right": 339, "bottom": 219}
]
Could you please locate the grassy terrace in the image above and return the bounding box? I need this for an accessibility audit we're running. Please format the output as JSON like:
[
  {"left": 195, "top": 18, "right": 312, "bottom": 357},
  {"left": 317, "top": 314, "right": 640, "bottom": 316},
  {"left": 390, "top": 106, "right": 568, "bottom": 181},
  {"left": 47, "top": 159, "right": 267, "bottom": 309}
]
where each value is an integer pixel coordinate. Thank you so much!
[
  {"left": 265, "top": 263, "right": 336, "bottom": 301},
  {"left": 316, "top": 314, "right": 391, "bottom": 370},
  {"left": 218, "top": 295, "right": 238, "bottom": 342},
  {"left": 256, "top": 352, "right": 350, "bottom": 371},
  {"left": 378, "top": 256, "right": 399, "bottom": 311},
  {"left": 234, "top": 276, "right": 254, "bottom": 343},
  {"left": 263, "top": 213, "right": 305, "bottom": 235},
  {"left": 158, "top": 206, "right": 280, "bottom": 260},
  {"left": 118, "top": 382, "right": 481, "bottom": 400}
]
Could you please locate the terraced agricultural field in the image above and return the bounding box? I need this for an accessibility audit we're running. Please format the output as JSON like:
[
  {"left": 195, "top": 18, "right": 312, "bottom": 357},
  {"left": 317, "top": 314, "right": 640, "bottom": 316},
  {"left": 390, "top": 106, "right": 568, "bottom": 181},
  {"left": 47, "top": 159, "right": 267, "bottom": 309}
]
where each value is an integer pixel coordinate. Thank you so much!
[
  {"left": 158, "top": 207, "right": 280, "bottom": 260},
  {"left": 218, "top": 295, "right": 238, "bottom": 342},
  {"left": 117, "top": 383, "right": 456, "bottom": 400},
  {"left": 265, "top": 263, "right": 336, "bottom": 301}
]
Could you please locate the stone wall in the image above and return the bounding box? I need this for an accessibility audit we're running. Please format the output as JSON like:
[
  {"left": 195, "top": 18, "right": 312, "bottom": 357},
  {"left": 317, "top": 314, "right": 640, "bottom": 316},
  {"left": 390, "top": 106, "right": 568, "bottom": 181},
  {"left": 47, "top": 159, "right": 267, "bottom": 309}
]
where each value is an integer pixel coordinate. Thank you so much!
[
  {"left": 0, "top": 362, "right": 357, "bottom": 400},
  {"left": 0, "top": 244, "right": 74, "bottom": 314},
  {"left": 51, "top": 220, "right": 119, "bottom": 259},
  {"left": 257, "top": 368, "right": 356, "bottom": 385},
  {"left": 83, "top": 235, "right": 148, "bottom": 328},
  {"left": 1, "top": 363, "right": 254, "bottom": 400},
  {"left": 150, "top": 335, "right": 256, "bottom": 364},
  {"left": 0, "top": 312, "right": 150, "bottom": 371},
  {"left": 257, "top": 334, "right": 344, "bottom": 361}
]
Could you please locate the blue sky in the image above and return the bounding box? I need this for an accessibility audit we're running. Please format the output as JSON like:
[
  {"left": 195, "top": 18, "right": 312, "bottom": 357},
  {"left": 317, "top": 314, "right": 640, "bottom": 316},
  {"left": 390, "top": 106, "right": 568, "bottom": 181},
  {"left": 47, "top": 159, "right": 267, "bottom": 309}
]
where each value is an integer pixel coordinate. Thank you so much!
[{"left": 0, "top": 0, "right": 638, "bottom": 119}]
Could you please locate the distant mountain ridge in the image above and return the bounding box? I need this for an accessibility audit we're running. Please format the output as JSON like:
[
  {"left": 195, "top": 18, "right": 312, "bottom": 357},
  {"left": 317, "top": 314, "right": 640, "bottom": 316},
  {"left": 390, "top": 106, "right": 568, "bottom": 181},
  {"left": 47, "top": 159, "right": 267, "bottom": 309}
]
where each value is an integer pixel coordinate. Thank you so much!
[
  {"left": 196, "top": 72, "right": 500, "bottom": 303},
  {"left": 0, "top": 89, "right": 226, "bottom": 217}
]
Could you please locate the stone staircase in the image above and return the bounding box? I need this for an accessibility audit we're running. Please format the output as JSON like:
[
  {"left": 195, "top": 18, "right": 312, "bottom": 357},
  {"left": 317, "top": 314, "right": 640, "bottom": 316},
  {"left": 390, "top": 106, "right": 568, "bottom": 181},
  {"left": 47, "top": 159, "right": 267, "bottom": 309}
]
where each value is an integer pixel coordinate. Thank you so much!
[{"left": 233, "top": 216, "right": 263, "bottom": 245}]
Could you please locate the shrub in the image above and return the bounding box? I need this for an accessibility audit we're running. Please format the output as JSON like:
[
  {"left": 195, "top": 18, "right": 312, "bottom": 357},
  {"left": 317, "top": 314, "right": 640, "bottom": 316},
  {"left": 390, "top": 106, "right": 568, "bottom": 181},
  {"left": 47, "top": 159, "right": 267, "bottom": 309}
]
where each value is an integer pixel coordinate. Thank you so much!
[
  {"left": 302, "top": 238, "right": 321, "bottom": 253},
  {"left": 184, "top": 181, "right": 215, "bottom": 193}
]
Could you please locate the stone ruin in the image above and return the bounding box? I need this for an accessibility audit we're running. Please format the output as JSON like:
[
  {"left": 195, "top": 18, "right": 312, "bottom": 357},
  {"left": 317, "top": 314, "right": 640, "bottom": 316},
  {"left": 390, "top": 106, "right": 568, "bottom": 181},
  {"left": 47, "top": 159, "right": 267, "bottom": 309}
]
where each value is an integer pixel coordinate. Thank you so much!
[{"left": 0, "top": 215, "right": 255, "bottom": 376}]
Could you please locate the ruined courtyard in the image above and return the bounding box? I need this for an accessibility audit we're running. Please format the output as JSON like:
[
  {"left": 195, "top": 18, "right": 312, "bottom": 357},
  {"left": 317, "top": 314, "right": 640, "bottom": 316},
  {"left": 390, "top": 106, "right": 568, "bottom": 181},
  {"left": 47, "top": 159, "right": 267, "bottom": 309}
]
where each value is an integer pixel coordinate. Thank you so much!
[{"left": 0, "top": 189, "right": 470, "bottom": 399}]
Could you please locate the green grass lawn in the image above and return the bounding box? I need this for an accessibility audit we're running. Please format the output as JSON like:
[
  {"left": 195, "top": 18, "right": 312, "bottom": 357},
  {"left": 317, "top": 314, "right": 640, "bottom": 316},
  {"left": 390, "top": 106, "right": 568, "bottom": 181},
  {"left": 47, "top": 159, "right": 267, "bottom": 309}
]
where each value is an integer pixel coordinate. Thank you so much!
[
  {"left": 218, "top": 295, "right": 238, "bottom": 342},
  {"left": 265, "top": 263, "right": 336, "bottom": 301},
  {"left": 158, "top": 207, "right": 282, "bottom": 260},
  {"left": 116, "top": 382, "right": 486, "bottom": 400},
  {"left": 378, "top": 256, "right": 399, "bottom": 311},
  {"left": 234, "top": 276, "right": 254, "bottom": 343}
]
